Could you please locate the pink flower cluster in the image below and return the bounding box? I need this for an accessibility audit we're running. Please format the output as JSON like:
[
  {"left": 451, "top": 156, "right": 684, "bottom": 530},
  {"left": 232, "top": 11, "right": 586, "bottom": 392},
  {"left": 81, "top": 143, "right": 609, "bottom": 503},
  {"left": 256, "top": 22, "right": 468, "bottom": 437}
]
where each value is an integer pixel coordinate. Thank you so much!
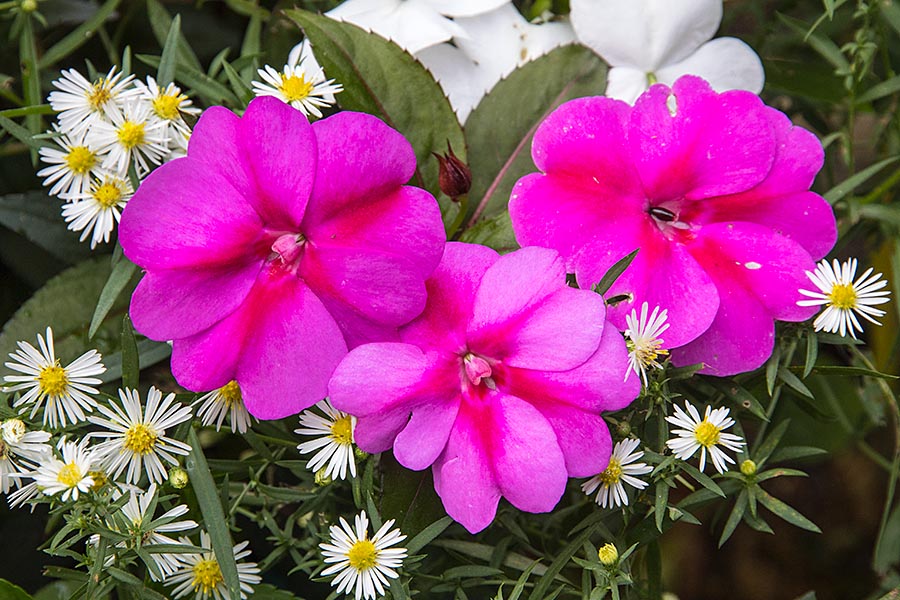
[{"left": 120, "top": 75, "right": 835, "bottom": 531}]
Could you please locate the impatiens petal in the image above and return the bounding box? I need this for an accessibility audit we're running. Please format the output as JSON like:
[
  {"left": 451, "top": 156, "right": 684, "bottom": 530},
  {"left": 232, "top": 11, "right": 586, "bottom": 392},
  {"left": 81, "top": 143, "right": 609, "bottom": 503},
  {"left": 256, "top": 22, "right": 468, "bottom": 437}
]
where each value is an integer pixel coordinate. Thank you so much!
[
  {"left": 570, "top": 0, "right": 722, "bottom": 71},
  {"left": 401, "top": 242, "right": 499, "bottom": 352},
  {"left": 187, "top": 106, "right": 256, "bottom": 200},
  {"left": 119, "top": 158, "right": 264, "bottom": 270},
  {"left": 468, "top": 246, "right": 605, "bottom": 370},
  {"left": 393, "top": 397, "right": 460, "bottom": 471},
  {"left": 130, "top": 259, "right": 263, "bottom": 340},
  {"left": 629, "top": 76, "right": 775, "bottom": 201},
  {"left": 655, "top": 37, "right": 765, "bottom": 95},
  {"left": 237, "top": 96, "right": 317, "bottom": 228}
]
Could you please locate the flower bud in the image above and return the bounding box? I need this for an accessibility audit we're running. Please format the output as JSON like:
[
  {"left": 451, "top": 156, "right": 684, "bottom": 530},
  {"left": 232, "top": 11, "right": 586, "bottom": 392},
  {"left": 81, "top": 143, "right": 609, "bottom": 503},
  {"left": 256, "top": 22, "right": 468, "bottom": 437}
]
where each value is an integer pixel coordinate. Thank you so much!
[
  {"left": 1, "top": 419, "right": 26, "bottom": 444},
  {"left": 740, "top": 459, "right": 757, "bottom": 477},
  {"left": 615, "top": 421, "right": 632, "bottom": 438},
  {"left": 20, "top": 0, "right": 38, "bottom": 12},
  {"left": 168, "top": 467, "right": 189, "bottom": 489},
  {"left": 598, "top": 543, "right": 618, "bottom": 566},
  {"left": 315, "top": 468, "right": 333, "bottom": 487},
  {"left": 433, "top": 142, "right": 471, "bottom": 200},
  {"left": 88, "top": 470, "right": 109, "bottom": 492},
  {"left": 353, "top": 446, "right": 369, "bottom": 461}
]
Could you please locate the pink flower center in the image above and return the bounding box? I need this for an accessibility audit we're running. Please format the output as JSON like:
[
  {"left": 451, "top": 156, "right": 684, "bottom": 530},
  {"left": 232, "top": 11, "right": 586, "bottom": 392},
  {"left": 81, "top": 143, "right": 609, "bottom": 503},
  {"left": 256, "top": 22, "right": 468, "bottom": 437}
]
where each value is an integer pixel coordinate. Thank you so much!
[
  {"left": 462, "top": 353, "right": 493, "bottom": 387},
  {"left": 270, "top": 233, "right": 306, "bottom": 270},
  {"left": 647, "top": 201, "right": 695, "bottom": 241}
]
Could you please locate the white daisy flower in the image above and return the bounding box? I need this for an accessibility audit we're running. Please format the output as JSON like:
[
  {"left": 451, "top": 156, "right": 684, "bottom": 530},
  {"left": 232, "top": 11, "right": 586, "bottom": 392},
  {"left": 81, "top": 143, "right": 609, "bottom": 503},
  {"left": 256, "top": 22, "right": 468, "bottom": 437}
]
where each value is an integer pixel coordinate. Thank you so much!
[
  {"left": 136, "top": 76, "right": 199, "bottom": 132},
  {"left": 89, "top": 99, "right": 170, "bottom": 177},
  {"left": 296, "top": 399, "right": 357, "bottom": 481},
  {"left": 167, "top": 530, "right": 261, "bottom": 600},
  {"left": 581, "top": 438, "right": 653, "bottom": 508},
  {"left": 88, "top": 387, "right": 192, "bottom": 485},
  {"left": 251, "top": 40, "right": 343, "bottom": 118},
  {"left": 110, "top": 483, "right": 198, "bottom": 580},
  {"left": 0, "top": 419, "right": 51, "bottom": 495},
  {"left": 195, "top": 381, "right": 255, "bottom": 434},
  {"left": 48, "top": 66, "right": 136, "bottom": 134},
  {"left": 8, "top": 480, "right": 42, "bottom": 510},
  {"left": 3, "top": 327, "right": 105, "bottom": 428},
  {"left": 36, "top": 125, "right": 103, "bottom": 199},
  {"left": 62, "top": 173, "right": 133, "bottom": 249},
  {"left": 320, "top": 511, "right": 407, "bottom": 600},
  {"left": 32, "top": 436, "right": 97, "bottom": 502},
  {"left": 624, "top": 302, "right": 670, "bottom": 386},
  {"left": 665, "top": 402, "right": 745, "bottom": 474},
  {"left": 797, "top": 257, "right": 891, "bottom": 339}
]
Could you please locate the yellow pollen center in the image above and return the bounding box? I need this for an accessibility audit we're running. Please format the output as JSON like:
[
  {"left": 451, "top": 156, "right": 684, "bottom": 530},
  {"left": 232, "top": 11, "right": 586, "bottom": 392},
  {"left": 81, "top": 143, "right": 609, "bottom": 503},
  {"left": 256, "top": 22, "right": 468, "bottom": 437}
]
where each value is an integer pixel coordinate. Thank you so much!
[
  {"left": 93, "top": 182, "right": 124, "bottom": 208},
  {"left": 87, "top": 82, "right": 111, "bottom": 110},
  {"left": 347, "top": 539, "right": 378, "bottom": 571},
  {"left": 628, "top": 338, "right": 669, "bottom": 367},
  {"left": 330, "top": 416, "right": 353, "bottom": 446},
  {"left": 117, "top": 121, "right": 145, "bottom": 149},
  {"left": 38, "top": 364, "right": 69, "bottom": 396},
  {"left": 279, "top": 74, "right": 314, "bottom": 102},
  {"left": 828, "top": 283, "right": 857, "bottom": 310},
  {"left": 57, "top": 462, "right": 83, "bottom": 488},
  {"left": 151, "top": 93, "right": 184, "bottom": 120},
  {"left": 694, "top": 420, "right": 721, "bottom": 448},
  {"left": 0, "top": 441, "right": 9, "bottom": 461},
  {"left": 191, "top": 559, "right": 224, "bottom": 594},
  {"left": 123, "top": 424, "right": 158, "bottom": 455},
  {"left": 65, "top": 146, "right": 97, "bottom": 174},
  {"left": 218, "top": 381, "right": 242, "bottom": 407},
  {"left": 598, "top": 457, "right": 622, "bottom": 485},
  {"left": 88, "top": 469, "right": 108, "bottom": 491}
]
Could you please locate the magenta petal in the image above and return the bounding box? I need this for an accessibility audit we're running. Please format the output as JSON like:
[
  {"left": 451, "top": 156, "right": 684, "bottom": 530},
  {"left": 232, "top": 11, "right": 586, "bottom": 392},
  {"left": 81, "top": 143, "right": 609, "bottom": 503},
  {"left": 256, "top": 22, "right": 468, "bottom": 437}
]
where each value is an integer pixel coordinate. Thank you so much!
[
  {"left": 433, "top": 405, "right": 502, "bottom": 534},
  {"left": 490, "top": 394, "right": 568, "bottom": 514},
  {"left": 532, "top": 402, "right": 612, "bottom": 478},
  {"left": 187, "top": 106, "right": 256, "bottom": 200},
  {"left": 468, "top": 246, "right": 604, "bottom": 370},
  {"left": 236, "top": 272, "right": 347, "bottom": 419},
  {"left": 237, "top": 96, "right": 316, "bottom": 228},
  {"left": 402, "top": 242, "right": 499, "bottom": 352},
  {"left": 307, "top": 111, "right": 418, "bottom": 220},
  {"left": 630, "top": 76, "right": 774, "bottom": 200},
  {"left": 120, "top": 158, "right": 263, "bottom": 269},
  {"left": 394, "top": 398, "right": 460, "bottom": 471},
  {"left": 130, "top": 259, "right": 262, "bottom": 340}
]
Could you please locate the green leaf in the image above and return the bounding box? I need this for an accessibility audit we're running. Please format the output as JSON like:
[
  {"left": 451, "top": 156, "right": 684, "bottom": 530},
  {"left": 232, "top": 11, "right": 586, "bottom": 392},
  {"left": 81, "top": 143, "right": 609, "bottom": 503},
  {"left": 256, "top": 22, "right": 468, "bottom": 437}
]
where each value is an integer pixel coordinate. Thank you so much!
[
  {"left": 754, "top": 419, "right": 790, "bottom": 467},
  {"left": 285, "top": 9, "right": 464, "bottom": 201},
  {"left": 100, "top": 339, "right": 171, "bottom": 384},
  {"left": 380, "top": 453, "right": 446, "bottom": 537},
  {"left": 592, "top": 249, "right": 639, "bottom": 295},
  {"left": 824, "top": 156, "right": 900, "bottom": 204},
  {"left": 0, "top": 115, "right": 49, "bottom": 151},
  {"left": 431, "top": 540, "right": 550, "bottom": 577},
  {"left": 881, "top": 0, "right": 900, "bottom": 38},
  {"left": 778, "top": 366, "right": 815, "bottom": 400},
  {"left": 443, "top": 566, "right": 505, "bottom": 579},
  {"left": 791, "top": 364, "right": 898, "bottom": 380},
  {"left": 221, "top": 60, "right": 255, "bottom": 105},
  {"left": 777, "top": 13, "right": 850, "bottom": 71},
  {"left": 654, "top": 481, "right": 668, "bottom": 532},
  {"left": 508, "top": 561, "right": 541, "bottom": 600},
  {"left": 856, "top": 74, "right": 900, "bottom": 104},
  {"left": 755, "top": 468, "right": 809, "bottom": 482},
  {"left": 859, "top": 203, "right": 900, "bottom": 228},
  {"left": 803, "top": 331, "right": 818, "bottom": 378},
  {"left": 120, "top": 314, "right": 139, "bottom": 390},
  {"left": 679, "top": 462, "right": 725, "bottom": 497},
  {"left": 528, "top": 524, "right": 596, "bottom": 600},
  {"left": 39, "top": 0, "right": 123, "bottom": 68},
  {"left": 0, "top": 192, "right": 93, "bottom": 263},
  {"left": 707, "top": 379, "right": 769, "bottom": 422},
  {"left": 146, "top": 0, "right": 202, "bottom": 72},
  {"left": 718, "top": 489, "right": 748, "bottom": 547},
  {"left": 757, "top": 488, "right": 821, "bottom": 533},
  {"left": 464, "top": 45, "right": 606, "bottom": 224},
  {"left": 156, "top": 14, "right": 182, "bottom": 88},
  {"left": 89, "top": 256, "right": 138, "bottom": 338},
  {"left": 137, "top": 54, "right": 239, "bottom": 107},
  {"left": 0, "top": 104, "right": 54, "bottom": 118},
  {"left": 769, "top": 445, "right": 828, "bottom": 463},
  {"left": 405, "top": 516, "right": 453, "bottom": 555},
  {"left": 19, "top": 18, "right": 42, "bottom": 138},
  {"left": 0, "top": 579, "right": 36, "bottom": 600},
  {"left": 457, "top": 210, "right": 519, "bottom": 253},
  {"left": 185, "top": 428, "right": 241, "bottom": 599},
  {"left": 874, "top": 500, "right": 900, "bottom": 573}
]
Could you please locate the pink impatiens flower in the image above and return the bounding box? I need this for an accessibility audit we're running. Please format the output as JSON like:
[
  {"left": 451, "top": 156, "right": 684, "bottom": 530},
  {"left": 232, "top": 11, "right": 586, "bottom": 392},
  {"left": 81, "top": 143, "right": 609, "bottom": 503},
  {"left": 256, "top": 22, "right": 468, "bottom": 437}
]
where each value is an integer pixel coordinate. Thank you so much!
[
  {"left": 328, "top": 243, "right": 639, "bottom": 533},
  {"left": 119, "top": 96, "right": 445, "bottom": 419},
  {"left": 510, "top": 76, "right": 837, "bottom": 376}
]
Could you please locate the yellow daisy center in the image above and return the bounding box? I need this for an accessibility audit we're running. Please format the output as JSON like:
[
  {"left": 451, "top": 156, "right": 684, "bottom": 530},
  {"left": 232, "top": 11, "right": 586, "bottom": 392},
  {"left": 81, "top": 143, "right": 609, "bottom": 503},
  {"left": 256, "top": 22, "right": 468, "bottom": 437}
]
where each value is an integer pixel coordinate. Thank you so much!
[
  {"left": 38, "top": 364, "right": 69, "bottom": 396},
  {"left": 218, "top": 381, "right": 242, "bottom": 407},
  {"left": 330, "top": 415, "right": 353, "bottom": 446},
  {"left": 57, "top": 462, "right": 83, "bottom": 488},
  {"left": 123, "top": 423, "right": 158, "bottom": 455},
  {"left": 627, "top": 338, "right": 669, "bottom": 367},
  {"left": 694, "top": 420, "right": 721, "bottom": 448},
  {"left": 191, "top": 558, "right": 224, "bottom": 594},
  {"left": 279, "top": 73, "right": 314, "bottom": 102},
  {"left": 828, "top": 283, "right": 857, "bottom": 310},
  {"left": 65, "top": 146, "right": 97, "bottom": 174},
  {"left": 347, "top": 539, "right": 378, "bottom": 571},
  {"left": 87, "top": 82, "right": 112, "bottom": 110},
  {"left": 93, "top": 181, "right": 124, "bottom": 208},
  {"left": 88, "top": 469, "right": 108, "bottom": 491},
  {"left": 0, "top": 441, "right": 9, "bottom": 461},
  {"left": 117, "top": 121, "right": 146, "bottom": 150},
  {"left": 598, "top": 457, "right": 622, "bottom": 486},
  {"left": 151, "top": 93, "right": 185, "bottom": 120}
]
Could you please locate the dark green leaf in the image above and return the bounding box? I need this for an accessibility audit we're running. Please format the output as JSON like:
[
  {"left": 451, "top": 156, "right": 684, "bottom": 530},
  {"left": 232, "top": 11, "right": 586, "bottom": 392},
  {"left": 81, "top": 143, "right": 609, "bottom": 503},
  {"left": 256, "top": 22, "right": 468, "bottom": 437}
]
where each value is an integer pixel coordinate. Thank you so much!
[
  {"left": 185, "top": 428, "right": 241, "bottom": 599},
  {"left": 654, "top": 481, "right": 668, "bottom": 532},
  {"left": 146, "top": 0, "right": 202, "bottom": 72},
  {"left": 100, "top": 339, "right": 171, "bottom": 384},
  {"left": 405, "top": 516, "right": 453, "bottom": 555},
  {"left": 803, "top": 331, "right": 818, "bottom": 378},
  {"left": 769, "top": 445, "right": 828, "bottom": 463},
  {"left": 718, "top": 489, "right": 748, "bottom": 547},
  {"left": 757, "top": 488, "right": 821, "bottom": 533},
  {"left": 754, "top": 419, "right": 790, "bottom": 467},
  {"left": 39, "top": 0, "right": 123, "bottom": 68},
  {"left": 0, "top": 192, "right": 93, "bottom": 263},
  {"left": 465, "top": 45, "right": 606, "bottom": 224},
  {"left": 285, "top": 9, "right": 464, "bottom": 201},
  {"left": 856, "top": 74, "right": 900, "bottom": 104},
  {"left": 457, "top": 210, "right": 519, "bottom": 253},
  {"left": 708, "top": 379, "right": 769, "bottom": 422},
  {"left": 380, "top": 453, "right": 446, "bottom": 537},
  {"left": 777, "top": 13, "right": 849, "bottom": 71},
  {"left": 792, "top": 364, "right": 898, "bottom": 380},
  {"left": 137, "top": 54, "right": 239, "bottom": 107},
  {"left": 592, "top": 249, "right": 639, "bottom": 295},
  {"left": 0, "top": 579, "right": 36, "bottom": 600},
  {"left": 778, "top": 366, "right": 815, "bottom": 400},
  {"left": 19, "top": 18, "right": 42, "bottom": 138},
  {"left": 120, "top": 314, "right": 139, "bottom": 389},
  {"left": 0, "top": 105, "right": 54, "bottom": 118},
  {"left": 859, "top": 203, "right": 900, "bottom": 228},
  {"left": 824, "top": 156, "right": 899, "bottom": 204},
  {"left": 89, "top": 256, "right": 138, "bottom": 338},
  {"left": 156, "top": 14, "right": 181, "bottom": 88},
  {"left": 755, "top": 468, "right": 809, "bottom": 482},
  {"left": 679, "top": 462, "right": 725, "bottom": 497},
  {"left": 0, "top": 115, "right": 48, "bottom": 151}
]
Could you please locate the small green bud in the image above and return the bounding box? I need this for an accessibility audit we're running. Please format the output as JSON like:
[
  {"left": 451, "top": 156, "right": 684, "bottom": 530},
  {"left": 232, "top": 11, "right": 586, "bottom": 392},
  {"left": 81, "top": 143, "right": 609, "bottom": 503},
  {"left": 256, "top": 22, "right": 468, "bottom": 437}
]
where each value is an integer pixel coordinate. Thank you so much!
[
  {"left": 20, "top": 0, "right": 38, "bottom": 12},
  {"left": 598, "top": 543, "right": 618, "bottom": 566},
  {"left": 353, "top": 446, "right": 369, "bottom": 461},
  {"left": 740, "top": 459, "right": 757, "bottom": 477},
  {"left": 615, "top": 421, "right": 632, "bottom": 438},
  {"left": 168, "top": 467, "right": 189, "bottom": 489},
  {"left": 315, "top": 468, "right": 333, "bottom": 486}
]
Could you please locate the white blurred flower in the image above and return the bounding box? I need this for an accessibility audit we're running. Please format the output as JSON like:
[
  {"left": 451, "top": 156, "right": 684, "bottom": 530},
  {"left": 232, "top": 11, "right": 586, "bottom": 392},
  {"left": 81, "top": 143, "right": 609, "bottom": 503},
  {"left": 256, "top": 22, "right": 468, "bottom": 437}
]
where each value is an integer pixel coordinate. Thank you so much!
[
  {"left": 0, "top": 418, "right": 51, "bottom": 495},
  {"left": 326, "top": 0, "right": 509, "bottom": 54},
  {"left": 570, "top": 0, "right": 764, "bottom": 104},
  {"left": 48, "top": 66, "right": 136, "bottom": 135},
  {"left": 624, "top": 302, "right": 669, "bottom": 386},
  {"left": 251, "top": 40, "right": 343, "bottom": 118}
]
